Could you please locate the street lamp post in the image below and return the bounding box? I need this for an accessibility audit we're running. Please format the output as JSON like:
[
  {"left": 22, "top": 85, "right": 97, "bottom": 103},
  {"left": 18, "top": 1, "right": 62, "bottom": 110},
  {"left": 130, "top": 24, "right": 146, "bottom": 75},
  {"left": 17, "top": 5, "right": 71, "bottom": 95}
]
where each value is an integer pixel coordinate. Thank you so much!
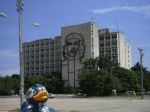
[
  {"left": 138, "top": 48, "right": 144, "bottom": 100},
  {"left": 16, "top": 0, "right": 25, "bottom": 106},
  {"left": 0, "top": 12, "right": 8, "bottom": 17}
]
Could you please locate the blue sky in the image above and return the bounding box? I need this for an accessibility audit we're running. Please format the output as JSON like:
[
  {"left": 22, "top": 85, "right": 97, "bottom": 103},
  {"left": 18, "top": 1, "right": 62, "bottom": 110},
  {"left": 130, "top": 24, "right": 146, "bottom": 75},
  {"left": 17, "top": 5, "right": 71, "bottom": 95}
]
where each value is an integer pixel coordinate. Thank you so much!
[{"left": 0, "top": 0, "right": 150, "bottom": 75}]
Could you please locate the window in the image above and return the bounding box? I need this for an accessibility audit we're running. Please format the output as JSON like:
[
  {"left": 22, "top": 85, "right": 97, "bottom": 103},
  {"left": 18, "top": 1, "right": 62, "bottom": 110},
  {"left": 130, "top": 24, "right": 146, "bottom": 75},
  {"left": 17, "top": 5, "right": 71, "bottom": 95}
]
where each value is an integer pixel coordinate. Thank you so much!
[
  {"left": 100, "top": 44, "right": 104, "bottom": 47},
  {"left": 112, "top": 35, "right": 117, "bottom": 39},
  {"left": 36, "top": 43, "right": 39, "bottom": 46},
  {"left": 99, "top": 37, "right": 104, "bottom": 41},
  {"left": 51, "top": 41, "right": 54, "bottom": 44},
  {"left": 106, "top": 36, "right": 110, "bottom": 40}
]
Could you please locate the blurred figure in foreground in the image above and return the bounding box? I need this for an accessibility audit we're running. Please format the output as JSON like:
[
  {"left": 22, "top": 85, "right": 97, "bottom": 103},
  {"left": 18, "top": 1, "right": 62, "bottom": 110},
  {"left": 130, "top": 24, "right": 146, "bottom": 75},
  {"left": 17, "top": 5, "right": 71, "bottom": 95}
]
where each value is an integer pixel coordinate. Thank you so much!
[{"left": 22, "top": 84, "right": 55, "bottom": 112}]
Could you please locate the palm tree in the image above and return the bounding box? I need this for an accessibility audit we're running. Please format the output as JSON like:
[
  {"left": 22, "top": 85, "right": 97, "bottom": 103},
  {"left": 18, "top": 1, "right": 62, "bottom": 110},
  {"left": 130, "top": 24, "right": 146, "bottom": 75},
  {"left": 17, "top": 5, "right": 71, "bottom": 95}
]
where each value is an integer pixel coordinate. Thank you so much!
[
  {"left": 131, "top": 62, "right": 147, "bottom": 73},
  {"left": 96, "top": 56, "right": 118, "bottom": 72},
  {"left": 82, "top": 58, "right": 96, "bottom": 71}
]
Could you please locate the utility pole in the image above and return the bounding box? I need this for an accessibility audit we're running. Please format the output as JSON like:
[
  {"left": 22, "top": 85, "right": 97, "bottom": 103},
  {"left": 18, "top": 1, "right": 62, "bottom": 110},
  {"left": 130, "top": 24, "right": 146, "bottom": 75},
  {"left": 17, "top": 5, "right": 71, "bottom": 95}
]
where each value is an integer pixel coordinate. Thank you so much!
[
  {"left": 138, "top": 48, "right": 144, "bottom": 100},
  {"left": 16, "top": 0, "right": 25, "bottom": 106}
]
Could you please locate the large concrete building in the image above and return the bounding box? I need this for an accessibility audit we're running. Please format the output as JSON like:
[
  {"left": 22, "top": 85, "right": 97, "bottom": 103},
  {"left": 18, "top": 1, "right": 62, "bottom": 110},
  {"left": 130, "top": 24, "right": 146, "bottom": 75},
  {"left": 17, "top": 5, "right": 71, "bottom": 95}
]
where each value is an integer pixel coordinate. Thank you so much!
[
  {"left": 23, "top": 36, "right": 61, "bottom": 76},
  {"left": 61, "top": 22, "right": 99, "bottom": 87},
  {"left": 98, "top": 29, "right": 132, "bottom": 69},
  {"left": 23, "top": 22, "right": 132, "bottom": 87}
]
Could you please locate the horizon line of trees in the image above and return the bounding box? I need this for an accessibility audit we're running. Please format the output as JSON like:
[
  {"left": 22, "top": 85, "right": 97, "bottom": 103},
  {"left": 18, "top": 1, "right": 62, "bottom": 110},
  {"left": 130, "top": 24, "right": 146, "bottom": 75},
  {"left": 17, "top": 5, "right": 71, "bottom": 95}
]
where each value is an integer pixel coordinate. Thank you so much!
[{"left": 0, "top": 56, "right": 150, "bottom": 96}]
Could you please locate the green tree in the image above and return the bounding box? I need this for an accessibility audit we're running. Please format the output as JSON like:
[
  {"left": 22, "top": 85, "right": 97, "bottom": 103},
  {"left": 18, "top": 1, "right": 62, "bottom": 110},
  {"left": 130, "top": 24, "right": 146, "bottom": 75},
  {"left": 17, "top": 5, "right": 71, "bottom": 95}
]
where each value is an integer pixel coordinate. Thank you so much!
[
  {"left": 44, "top": 75, "right": 63, "bottom": 93},
  {"left": 82, "top": 58, "right": 96, "bottom": 71},
  {"left": 96, "top": 56, "right": 118, "bottom": 72},
  {"left": 114, "top": 67, "right": 139, "bottom": 92},
  {"left": 79, "top": 69, "right": 114, "bottom": 96},
  {"left": 24, "top": 72, "right": 64, "bottom": 93},
  {"left": 144, "top": 72, "right": 150, "bottom": 91},
  {"left": 131, "top": 62, "right": 150, "bottom": 91},
  {"left": 0, "top": 73, "right": 64, "bottom": 95},
  {"left": 0, "top": 75, "right": 20, "bottom": 95},
  {"left": 24, "top": 75, "right": 45, "bottom": 92},
  {"left": 103, "top": 74, "right": 113, "bottom": 95},
  {"left": 111, "top": 76, "right": 122, "bottom": 92},
  {"left": 79, "top": 69, "right": 104, "bottom": 96},
  {"left": 79, "top": 57, "right": 121, "bottom": 96}
]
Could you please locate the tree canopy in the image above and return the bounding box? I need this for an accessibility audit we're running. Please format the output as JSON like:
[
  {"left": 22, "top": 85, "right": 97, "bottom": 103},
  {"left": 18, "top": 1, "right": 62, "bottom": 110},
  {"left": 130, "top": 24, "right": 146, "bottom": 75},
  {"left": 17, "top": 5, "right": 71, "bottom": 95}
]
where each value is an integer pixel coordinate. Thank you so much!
[
  {"left": 1, "top": 58, "right": 150, "bottom": 96},
  {"left": 79, "top": 56, "right": 141, "bottom": 96},
  {"left": 0, "top": 72, "right": 64, "bottom": 95}
]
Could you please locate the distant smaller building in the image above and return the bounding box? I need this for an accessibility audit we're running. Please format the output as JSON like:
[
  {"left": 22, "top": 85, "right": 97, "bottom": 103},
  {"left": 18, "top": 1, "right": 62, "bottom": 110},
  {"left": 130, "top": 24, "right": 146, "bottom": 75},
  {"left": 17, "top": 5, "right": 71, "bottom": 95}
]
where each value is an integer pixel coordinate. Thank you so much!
[
  {"left": 23, "top": 36, "right": 61, "bottom": 76},
  {"left": 98, "top": 28, "right": 132, "bottom": 69}
]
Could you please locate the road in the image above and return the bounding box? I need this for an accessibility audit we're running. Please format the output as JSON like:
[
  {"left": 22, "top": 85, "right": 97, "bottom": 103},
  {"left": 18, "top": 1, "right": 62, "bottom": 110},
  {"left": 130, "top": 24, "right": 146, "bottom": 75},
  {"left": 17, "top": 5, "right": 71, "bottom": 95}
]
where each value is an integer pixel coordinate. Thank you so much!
[{"left": 0, "top": 96, "right": 150, "bottom": 112}]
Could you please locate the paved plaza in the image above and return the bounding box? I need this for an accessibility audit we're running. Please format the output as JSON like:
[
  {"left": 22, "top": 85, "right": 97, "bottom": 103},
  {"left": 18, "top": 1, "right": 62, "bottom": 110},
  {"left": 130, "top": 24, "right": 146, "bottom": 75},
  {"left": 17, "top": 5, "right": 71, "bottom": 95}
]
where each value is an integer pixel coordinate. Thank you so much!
[{"left": 0, "top": 96, "right": 150, "bottom": 112}]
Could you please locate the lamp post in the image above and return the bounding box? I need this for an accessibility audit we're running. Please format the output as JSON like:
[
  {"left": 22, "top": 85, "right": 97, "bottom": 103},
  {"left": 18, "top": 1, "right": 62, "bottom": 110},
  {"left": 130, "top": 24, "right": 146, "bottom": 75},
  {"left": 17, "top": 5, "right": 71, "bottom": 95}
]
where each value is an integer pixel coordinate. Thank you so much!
[
  {"left": 138, "top": 48, "right": 144, "bottom": 100},
  {"left": 32, "top": 22, "right": 40, "bottom": 27},
  {"left": 16, "top": 0, "right": 25, "bottom": 106},
  {"left": 0, "top": 12, "right": 7, "bottom": 17}
]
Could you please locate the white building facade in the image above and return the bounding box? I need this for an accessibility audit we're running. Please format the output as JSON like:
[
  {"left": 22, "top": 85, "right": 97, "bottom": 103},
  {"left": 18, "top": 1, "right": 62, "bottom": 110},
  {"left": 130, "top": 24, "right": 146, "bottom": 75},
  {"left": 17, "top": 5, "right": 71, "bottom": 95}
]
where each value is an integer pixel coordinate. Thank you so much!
[
  {"left": 98, "top": 29, "right": 132, "bottom": 69},
  {"left": 61, "top": 22, "right": 99, "bottom": 87},
  {"left": 23, "top": 37, "right": 61, "bottom": 76}
]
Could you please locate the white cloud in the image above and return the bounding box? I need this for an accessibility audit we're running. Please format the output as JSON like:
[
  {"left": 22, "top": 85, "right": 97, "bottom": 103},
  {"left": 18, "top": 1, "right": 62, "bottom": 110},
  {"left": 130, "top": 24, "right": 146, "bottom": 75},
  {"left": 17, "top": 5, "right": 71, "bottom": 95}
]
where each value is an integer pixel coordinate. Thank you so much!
[
  {"left": 0, "top": 50, "right": 18, "bottom": 57},
  {"left": 91, "top": 5, "right": 150, "bottom": 17}
]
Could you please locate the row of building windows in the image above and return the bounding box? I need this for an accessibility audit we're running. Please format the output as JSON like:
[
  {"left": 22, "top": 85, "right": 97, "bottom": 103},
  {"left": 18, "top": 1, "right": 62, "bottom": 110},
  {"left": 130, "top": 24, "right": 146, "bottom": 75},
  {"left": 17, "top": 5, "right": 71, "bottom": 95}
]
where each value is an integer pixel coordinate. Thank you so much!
[
  {"left": 99, "top": 46, "right": 118, "bottom": 50},
  {"left": 23, "top": 38, "right": 61, "bottom": 76},
  {"left": 99, "top": 35, "right": 117, "bottom": 40},
  {"left": 23, "top": 41, "right": 61, "bottom": 49}
]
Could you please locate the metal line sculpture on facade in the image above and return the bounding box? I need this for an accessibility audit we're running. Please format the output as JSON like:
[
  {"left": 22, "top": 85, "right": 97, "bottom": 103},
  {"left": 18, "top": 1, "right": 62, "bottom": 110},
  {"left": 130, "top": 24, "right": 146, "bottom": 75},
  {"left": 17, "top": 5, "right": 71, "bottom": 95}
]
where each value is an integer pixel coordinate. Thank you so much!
[
  {"left": 63, "top": 32, "right": 85, "bottom": 62},
  {"left": 62, "top": 32, "right": 85, "bottom": 87}
]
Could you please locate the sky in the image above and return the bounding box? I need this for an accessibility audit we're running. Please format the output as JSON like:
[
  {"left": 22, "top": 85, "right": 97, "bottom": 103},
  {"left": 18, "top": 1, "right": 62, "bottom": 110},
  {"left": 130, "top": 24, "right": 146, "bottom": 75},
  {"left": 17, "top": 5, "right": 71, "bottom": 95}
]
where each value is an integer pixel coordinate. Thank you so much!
[{"left": 0, "top": 0, "right": 150, "bottom": 76}]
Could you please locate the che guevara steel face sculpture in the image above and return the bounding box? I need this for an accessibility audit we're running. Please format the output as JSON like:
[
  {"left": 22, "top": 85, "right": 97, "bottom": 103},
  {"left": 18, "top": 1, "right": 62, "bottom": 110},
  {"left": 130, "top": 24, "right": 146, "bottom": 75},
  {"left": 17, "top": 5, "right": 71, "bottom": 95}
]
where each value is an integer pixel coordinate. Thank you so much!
[{"left": 63, "top": 32, "right": 85, "bottom": 61}]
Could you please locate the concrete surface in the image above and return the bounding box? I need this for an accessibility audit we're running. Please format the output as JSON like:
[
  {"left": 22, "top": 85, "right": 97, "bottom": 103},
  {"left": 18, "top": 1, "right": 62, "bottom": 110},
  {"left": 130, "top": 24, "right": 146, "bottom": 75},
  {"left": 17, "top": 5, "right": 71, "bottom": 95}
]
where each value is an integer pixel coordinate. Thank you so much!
[{"left": 0, "top": 96, "right": 150, "bottom": 112}]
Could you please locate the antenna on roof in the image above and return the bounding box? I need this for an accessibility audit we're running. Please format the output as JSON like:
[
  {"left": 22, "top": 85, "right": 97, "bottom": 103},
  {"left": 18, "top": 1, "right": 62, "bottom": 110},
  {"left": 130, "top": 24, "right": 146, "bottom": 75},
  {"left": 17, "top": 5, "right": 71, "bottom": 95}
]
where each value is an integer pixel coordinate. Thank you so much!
[
  {"left": 91, "top": 17, "right": 94, "bottom": 22},
  {"left": 116, "top": 21, "right": 120, "bottom": 32},
  {"left": 90, "top": 15, "right": 95, "bottom": 22}
]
